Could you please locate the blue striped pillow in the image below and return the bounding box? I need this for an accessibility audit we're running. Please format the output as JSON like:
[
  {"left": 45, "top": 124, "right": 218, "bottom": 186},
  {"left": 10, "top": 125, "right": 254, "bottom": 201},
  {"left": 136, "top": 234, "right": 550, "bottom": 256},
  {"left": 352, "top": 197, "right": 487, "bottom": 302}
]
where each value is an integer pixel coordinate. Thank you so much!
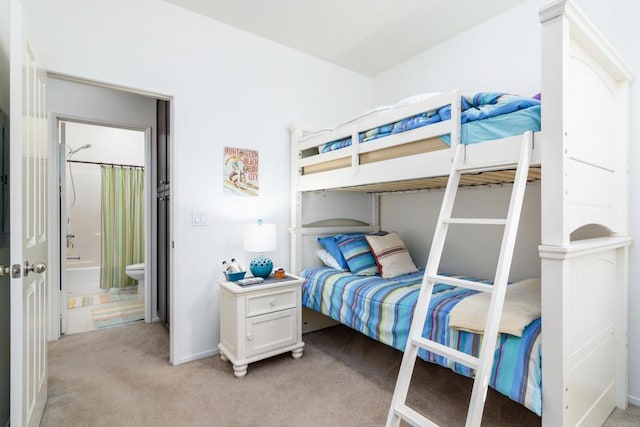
[{"left": 336, "top": 234, "right": 379, "bottom": 276}]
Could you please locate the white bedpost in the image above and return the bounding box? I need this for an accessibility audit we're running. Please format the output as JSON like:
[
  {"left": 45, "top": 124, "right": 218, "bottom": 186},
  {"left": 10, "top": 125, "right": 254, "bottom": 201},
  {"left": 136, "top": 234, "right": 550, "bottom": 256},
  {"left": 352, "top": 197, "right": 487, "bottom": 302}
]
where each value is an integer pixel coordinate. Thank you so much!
[
  {"left": 614, "top": 79, "right": 631, "bottom": 238},
  {"left": 539, "top": 6, "right": 569, "bottom": 426},
  {"left": 450, "top": 90, "right": 461, "bottom": 162},
  {"left": 615, "top": 244, "right": 630, "bottom": 409},
  {"left": 289, "top": 124, "right": 303, "bottom": 274}
]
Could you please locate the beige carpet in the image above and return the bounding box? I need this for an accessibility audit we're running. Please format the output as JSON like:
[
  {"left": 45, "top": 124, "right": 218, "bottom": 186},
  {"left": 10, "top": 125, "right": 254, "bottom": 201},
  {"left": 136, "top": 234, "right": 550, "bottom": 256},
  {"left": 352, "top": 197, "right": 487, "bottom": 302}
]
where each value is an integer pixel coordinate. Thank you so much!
[{"left": 41, "top": 322, "right": 637, "bottom": 426}]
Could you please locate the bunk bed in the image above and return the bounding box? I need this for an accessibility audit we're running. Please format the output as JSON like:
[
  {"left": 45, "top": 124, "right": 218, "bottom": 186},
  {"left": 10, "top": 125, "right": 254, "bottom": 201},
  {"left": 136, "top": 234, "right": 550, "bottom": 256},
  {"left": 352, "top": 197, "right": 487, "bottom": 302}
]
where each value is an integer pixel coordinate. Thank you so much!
[{"left": 288, "top": 1, "right": 633, "bottom": 426}]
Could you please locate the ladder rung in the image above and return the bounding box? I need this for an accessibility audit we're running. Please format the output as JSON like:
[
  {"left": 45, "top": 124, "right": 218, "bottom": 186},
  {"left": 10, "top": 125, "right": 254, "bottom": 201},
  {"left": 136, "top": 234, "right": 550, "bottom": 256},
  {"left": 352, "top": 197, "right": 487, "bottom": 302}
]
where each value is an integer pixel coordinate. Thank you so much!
[
  {"left": 442, "top": 217, "right": 506, "bottom": 225},
  {"left": 394, "top": 404, "right": 438, "bottom": 427},
  {"left": 456, "top": 161, "right": 517, "bottom": 173},
  {"left": 428, "top": 274, "right": 494, "bottom": 293},
  {"left": 412, "top": 336, "right": 479, "bottom": 369}
]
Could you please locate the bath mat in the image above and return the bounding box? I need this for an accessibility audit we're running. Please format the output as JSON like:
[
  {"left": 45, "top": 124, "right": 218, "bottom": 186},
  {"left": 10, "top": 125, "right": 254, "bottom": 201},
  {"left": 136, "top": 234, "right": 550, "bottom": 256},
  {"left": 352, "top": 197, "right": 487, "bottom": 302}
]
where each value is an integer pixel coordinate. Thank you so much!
[
  {"left": 92, "top": 300, "right": 145, "bottom": 329},
  {"left": 67, "top": 287, "right": 138, "bottom": 309}
]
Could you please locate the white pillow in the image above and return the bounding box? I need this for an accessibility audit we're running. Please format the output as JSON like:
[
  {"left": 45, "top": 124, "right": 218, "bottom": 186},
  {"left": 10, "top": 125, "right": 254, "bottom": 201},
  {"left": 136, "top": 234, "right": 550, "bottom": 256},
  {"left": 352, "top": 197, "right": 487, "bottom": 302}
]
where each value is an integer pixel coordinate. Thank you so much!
[
  {"left": 393, "top": 92, "right": 443, "bottom": 109},
  {"left": 299, "top": 128, "right": 331, "bottom": 142},
  {"left": 335, "top": 105, "right": 393, "bottom": 128},
  {"left": 316, "top": 247, "right": 344, "bottom": 270},
  {"left": 365, "top": 232, "right": 418, "bottom": 279}
]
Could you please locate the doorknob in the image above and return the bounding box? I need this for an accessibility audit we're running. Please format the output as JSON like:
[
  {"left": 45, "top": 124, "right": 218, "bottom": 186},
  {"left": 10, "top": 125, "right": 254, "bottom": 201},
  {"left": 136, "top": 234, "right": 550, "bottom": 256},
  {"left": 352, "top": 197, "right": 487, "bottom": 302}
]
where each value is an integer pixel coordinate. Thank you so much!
[
  {"left": 24, "top": 261, "right": 46, "bottom": 277},
  {"left": 0, "top": 265, "right": 10, "bottom": 277}
]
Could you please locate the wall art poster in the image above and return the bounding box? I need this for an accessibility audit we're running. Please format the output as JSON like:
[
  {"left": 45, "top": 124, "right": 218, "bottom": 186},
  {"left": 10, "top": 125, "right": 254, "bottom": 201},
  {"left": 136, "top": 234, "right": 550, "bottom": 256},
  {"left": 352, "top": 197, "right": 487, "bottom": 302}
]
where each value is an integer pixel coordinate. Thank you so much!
[{"left": 223, "top": 146, "right": 259, "bottom": 196}]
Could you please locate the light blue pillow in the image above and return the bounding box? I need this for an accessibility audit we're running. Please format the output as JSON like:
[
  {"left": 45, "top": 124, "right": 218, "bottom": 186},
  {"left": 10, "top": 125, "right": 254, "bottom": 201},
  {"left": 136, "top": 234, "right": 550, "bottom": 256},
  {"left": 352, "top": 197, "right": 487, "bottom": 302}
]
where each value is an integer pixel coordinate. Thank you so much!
[
  {"left": 317, "top": 233, "right": 363, "bottom": 270},
  {"left": 335, "top": 234, "right": 379, "bottom": 276}
]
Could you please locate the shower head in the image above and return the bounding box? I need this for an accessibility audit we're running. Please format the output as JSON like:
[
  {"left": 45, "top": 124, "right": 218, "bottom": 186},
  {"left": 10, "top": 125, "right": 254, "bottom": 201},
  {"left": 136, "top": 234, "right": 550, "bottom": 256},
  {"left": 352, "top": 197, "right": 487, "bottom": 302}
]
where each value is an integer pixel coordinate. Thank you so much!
[{"left": 67, "top": 143, "right": 92, "bottom": 157}]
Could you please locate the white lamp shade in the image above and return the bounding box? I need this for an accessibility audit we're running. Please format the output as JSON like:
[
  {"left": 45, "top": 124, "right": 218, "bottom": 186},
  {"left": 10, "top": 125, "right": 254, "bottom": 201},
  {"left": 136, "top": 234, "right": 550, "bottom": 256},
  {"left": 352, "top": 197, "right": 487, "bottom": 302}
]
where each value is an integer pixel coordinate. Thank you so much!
[{"left": 243, "top": 222, "right": 276, "bottom": 252}]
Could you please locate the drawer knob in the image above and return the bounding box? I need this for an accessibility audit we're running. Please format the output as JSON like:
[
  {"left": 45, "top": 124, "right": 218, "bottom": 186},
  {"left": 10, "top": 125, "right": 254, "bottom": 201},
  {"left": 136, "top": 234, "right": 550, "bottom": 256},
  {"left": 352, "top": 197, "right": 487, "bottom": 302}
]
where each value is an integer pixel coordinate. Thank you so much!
[
  {"left": 270, "top": 299, "right": 276, "bottom": 306},
  {"left": 247, "top": 334, "right": 253, "bottom": 341}
]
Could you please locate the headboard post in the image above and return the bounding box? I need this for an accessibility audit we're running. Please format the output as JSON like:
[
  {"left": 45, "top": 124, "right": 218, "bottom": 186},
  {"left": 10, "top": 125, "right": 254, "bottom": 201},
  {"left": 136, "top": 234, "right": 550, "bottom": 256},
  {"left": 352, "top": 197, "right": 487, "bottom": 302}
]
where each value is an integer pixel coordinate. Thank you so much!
[{"left": 289, "top": 124, "right": 304, "bottom": 274}]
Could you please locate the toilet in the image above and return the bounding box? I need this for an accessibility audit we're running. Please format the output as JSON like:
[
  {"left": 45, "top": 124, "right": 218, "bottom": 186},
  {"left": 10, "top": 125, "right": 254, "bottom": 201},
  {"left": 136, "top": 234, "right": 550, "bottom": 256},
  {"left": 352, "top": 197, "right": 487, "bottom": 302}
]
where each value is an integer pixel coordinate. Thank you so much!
[{"left": 125, "top": 263, "right": 145, "bottom": 296}]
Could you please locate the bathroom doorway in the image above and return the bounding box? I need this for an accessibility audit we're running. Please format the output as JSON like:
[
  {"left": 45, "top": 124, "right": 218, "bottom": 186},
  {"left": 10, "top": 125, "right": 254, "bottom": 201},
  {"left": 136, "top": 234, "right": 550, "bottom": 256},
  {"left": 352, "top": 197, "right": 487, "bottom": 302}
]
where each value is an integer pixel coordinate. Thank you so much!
[{"left": 60, "top": 120, "right": 148, "bottom": 334}]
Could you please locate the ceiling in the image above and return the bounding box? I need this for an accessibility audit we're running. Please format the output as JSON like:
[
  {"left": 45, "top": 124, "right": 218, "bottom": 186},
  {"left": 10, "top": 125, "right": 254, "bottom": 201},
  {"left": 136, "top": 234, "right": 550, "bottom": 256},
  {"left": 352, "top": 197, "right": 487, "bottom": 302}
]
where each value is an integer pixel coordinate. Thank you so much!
[{"left": 165, "top": 0, "right": 528, "bottom": 76}]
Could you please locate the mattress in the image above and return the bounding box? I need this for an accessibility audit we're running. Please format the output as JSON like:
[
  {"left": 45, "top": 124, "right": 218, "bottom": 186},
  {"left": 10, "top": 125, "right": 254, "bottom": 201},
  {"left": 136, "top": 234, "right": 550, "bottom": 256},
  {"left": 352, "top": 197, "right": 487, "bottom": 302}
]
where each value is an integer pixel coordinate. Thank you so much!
[
  {"left": 306, "top": 92, "right": 541, "bottom": 153},
  {"left": 301, "top": 267, "right": 542, "bottom": 415}
]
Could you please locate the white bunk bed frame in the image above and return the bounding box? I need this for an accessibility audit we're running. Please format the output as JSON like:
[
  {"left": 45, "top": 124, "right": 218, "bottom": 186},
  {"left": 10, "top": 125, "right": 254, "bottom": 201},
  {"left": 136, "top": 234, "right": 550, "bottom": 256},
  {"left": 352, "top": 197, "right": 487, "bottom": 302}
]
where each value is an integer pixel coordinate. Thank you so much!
[{"left": 288, "top": 1, "right": 633, "bottom": 426}]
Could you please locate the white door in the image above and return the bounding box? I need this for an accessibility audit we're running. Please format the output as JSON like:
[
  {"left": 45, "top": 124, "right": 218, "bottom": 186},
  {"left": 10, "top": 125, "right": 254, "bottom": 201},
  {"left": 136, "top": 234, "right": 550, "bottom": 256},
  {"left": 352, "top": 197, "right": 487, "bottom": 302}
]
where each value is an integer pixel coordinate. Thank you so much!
[{"left": 9, "top": 1, "right": 49, "bottom": 426}]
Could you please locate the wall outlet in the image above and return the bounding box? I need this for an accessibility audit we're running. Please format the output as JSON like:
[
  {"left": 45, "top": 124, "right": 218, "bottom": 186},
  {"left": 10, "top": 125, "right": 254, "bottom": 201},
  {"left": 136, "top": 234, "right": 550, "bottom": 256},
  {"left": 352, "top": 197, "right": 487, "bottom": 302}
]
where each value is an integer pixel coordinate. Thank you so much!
[{"left": 192, "top": 212, "right": 208, "bottom": 226}]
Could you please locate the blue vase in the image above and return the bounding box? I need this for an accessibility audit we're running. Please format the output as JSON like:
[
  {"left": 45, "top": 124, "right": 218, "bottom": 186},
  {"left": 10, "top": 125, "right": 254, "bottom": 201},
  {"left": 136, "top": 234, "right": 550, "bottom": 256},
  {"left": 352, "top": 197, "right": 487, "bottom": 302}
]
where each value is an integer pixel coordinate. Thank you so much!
[{"left": 250, "top": 255, "right": 273, "bottom": 278}]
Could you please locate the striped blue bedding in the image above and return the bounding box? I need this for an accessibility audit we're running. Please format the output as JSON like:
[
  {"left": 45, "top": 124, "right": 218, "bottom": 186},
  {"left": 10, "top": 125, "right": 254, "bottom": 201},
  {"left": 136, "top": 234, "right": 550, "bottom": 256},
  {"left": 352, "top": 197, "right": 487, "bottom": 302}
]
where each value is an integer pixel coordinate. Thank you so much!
[
  {"left": 301, "top": 267, "right": 542, "bottom": 415},
  {"left": 317, "top": 92, "right": 541, "bottom": 153}
]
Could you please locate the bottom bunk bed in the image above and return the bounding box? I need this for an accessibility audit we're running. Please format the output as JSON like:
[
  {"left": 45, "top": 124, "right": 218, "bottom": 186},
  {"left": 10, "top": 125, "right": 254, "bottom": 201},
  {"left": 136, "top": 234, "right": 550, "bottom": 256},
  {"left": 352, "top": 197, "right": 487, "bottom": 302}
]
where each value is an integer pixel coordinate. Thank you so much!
[
  {"left": 292, "top": 224, "right": 631, "bottom": 425},
  {"left": 301, "top": 266, "right": 542, "bottom": 415}
]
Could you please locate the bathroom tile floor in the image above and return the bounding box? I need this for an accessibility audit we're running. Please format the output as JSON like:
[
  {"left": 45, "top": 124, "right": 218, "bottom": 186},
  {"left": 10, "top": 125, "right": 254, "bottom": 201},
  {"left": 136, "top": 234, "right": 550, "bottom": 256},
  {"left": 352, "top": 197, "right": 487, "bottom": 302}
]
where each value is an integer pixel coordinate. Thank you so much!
[{"left": 65, "top": 287, "right": 144, "bottom": 335}]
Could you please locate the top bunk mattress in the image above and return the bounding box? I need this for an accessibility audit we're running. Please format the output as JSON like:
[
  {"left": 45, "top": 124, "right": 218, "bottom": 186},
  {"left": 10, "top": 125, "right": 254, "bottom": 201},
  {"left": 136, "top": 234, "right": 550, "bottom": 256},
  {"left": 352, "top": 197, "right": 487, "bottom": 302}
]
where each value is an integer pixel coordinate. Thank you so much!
[
  {"left": 302, "top": 92, "right": 541, "bottom": 153},
  {"left": 293, "top": 91, "right": 543, "bottom": 193}
]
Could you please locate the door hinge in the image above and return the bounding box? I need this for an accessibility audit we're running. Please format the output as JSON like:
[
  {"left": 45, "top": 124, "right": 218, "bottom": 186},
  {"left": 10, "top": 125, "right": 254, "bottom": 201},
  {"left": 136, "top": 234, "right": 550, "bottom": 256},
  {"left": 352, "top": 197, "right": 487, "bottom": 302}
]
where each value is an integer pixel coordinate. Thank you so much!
[{"left": 60, "top": 290, "right": 66, "bottom": 316}]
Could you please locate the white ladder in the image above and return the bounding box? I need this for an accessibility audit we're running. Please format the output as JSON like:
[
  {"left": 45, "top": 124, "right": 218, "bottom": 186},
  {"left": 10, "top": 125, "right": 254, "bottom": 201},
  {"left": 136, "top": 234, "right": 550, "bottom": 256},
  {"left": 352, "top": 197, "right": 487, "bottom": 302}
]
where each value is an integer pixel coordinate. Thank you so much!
[{"left": 386, "top": 131, "right": 534, "bottom": 427}]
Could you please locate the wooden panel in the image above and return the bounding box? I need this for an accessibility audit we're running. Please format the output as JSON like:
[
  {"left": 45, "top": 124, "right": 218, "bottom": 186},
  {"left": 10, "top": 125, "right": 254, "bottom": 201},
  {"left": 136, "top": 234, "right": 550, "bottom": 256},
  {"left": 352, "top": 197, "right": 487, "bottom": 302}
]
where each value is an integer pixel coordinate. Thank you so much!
[
  {"left": 245, "top": 309, "right": 297, "bottom": 357},
  {"left": 360, "top": 138, "right": 447, "bottom": 164},
  {"left": 302, "top": 137, "right": 447, "bottom": 175},
  {"left": 567, "top": 39, "right": 617, "bottom": 172},
  {"left": 302, "top": 308, "right": 339, "bottom": 334},
  {"left": 246, "top": 289, "right": 297, "bottom": 317},
  {"left": 566, "top": 159, "right": 616, "bottom": 233},
  {"left": 566, "top": 249, "right": 616, "bottom": 426},
  {"left": 567, "top": 251, "right": 615, "bottom": 360},
  {"left": 332, "top": 167, "right": 542, "bottom": 193},
  {"left": 302, "top": 156, "right": 350, "bottom": 174}
]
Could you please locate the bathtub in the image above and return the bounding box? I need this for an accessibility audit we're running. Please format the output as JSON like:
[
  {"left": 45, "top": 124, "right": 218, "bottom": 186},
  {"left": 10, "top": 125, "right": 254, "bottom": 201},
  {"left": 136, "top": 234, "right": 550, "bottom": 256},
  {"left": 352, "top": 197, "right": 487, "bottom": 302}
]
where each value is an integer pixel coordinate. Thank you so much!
[{"left": 65, "top": 264, "right": 101, "bottom": 297}]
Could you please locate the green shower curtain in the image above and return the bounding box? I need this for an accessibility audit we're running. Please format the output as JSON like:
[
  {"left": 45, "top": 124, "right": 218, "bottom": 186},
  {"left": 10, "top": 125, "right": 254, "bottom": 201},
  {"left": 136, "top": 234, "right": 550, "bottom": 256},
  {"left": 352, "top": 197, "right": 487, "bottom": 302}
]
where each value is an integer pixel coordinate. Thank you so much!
[{"left": 100, "top": 165, "right": 144, "bottom": 289}]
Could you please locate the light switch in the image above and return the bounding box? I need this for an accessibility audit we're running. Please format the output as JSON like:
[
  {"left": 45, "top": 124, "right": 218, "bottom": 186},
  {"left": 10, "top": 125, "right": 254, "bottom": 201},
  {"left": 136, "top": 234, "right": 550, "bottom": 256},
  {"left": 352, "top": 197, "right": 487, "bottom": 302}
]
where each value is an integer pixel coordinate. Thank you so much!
[{"left": 192, "top": 212, "right": 208, "bottom": 226}]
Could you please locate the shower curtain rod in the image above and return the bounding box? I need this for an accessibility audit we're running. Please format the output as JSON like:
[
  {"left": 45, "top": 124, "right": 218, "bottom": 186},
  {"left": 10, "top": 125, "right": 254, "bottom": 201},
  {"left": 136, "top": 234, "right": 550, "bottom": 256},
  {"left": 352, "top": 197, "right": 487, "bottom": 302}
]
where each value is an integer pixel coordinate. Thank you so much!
[{"left": 66, "top": 159, "right": 144, "bottom": 168}]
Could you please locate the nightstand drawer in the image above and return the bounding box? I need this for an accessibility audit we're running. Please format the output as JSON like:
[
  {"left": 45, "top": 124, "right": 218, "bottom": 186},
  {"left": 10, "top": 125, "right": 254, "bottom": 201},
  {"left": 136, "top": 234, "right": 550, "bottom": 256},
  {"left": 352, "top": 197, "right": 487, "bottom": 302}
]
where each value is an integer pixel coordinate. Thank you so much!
[{"left": 246, "top": 288, "right": 297, "bottom": 317}]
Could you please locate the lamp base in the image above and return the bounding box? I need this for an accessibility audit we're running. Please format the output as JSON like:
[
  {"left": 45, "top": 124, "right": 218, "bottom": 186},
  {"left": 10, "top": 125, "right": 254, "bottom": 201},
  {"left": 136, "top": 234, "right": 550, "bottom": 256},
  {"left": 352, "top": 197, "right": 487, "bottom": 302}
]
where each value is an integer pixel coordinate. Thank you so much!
[{"left": 249, "top": 255, "right": 273, "bottom": 278}]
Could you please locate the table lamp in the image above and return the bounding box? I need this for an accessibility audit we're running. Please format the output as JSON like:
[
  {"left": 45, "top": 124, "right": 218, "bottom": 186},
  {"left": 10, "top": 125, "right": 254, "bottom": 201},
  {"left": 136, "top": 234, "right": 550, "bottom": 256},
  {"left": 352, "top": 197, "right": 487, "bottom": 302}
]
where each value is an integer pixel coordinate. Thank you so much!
[{"left": 243, "top": 219, "right": 276, "bottom": 278}]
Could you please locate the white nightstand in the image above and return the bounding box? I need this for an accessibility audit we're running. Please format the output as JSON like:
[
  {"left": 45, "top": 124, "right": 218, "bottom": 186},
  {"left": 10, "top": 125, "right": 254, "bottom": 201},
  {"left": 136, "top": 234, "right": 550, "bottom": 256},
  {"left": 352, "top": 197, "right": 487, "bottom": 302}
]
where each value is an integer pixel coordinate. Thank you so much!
[{"left": 218, "top": 274, "right": 305, "bottom": 377}]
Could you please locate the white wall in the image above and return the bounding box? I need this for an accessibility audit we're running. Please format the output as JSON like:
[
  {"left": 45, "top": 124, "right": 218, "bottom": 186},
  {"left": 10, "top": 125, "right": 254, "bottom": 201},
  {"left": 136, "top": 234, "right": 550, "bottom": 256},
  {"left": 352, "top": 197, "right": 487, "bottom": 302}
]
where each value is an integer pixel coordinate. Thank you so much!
[
  {"left": 373, "top": 1, "right": 543, "bottom": 105},
  {"left": 380, "top": 183, "right": 541, "bottom": 282},
  {"left": 0, "top": 0, "right": 8, "bottom": 110},
  {"left": 372, "top": 0, "right": 640, "bottom": 405},
  {"left": 28, "top": 0, "right": 372, "bottom": 364}
]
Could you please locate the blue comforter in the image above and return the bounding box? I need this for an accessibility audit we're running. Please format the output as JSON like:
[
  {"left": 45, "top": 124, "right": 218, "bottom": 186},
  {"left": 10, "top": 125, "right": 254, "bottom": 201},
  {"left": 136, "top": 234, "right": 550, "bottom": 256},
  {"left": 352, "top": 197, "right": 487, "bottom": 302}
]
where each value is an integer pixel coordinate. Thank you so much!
[
  {"left": 318, "top": 92, "right": 541, "bottom": 152},
  {"left": 301, "top": 267, "right": 542, "bottom": 415}
]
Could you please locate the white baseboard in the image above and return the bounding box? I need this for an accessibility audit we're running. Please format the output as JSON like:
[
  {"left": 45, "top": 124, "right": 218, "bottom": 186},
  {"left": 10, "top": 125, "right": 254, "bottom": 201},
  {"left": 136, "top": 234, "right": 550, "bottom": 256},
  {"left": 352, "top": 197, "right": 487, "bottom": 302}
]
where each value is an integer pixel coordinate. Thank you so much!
[
  {"left": 628, "top": 394, "right": 640, "bottom": 407},
  {"left": 175, "top": 348, "right": 218, "bottom": 365}
]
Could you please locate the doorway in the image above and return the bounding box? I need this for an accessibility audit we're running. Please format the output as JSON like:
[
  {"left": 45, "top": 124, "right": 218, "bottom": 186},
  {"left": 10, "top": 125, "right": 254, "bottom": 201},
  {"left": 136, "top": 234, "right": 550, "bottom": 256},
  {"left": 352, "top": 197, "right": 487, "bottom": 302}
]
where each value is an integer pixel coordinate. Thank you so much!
[
  {"left": 47, "top": 77, "right": 172, "bottom": 345},
  {"left": 60, "top": 121, "right": 147, "bottom": 334}
]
